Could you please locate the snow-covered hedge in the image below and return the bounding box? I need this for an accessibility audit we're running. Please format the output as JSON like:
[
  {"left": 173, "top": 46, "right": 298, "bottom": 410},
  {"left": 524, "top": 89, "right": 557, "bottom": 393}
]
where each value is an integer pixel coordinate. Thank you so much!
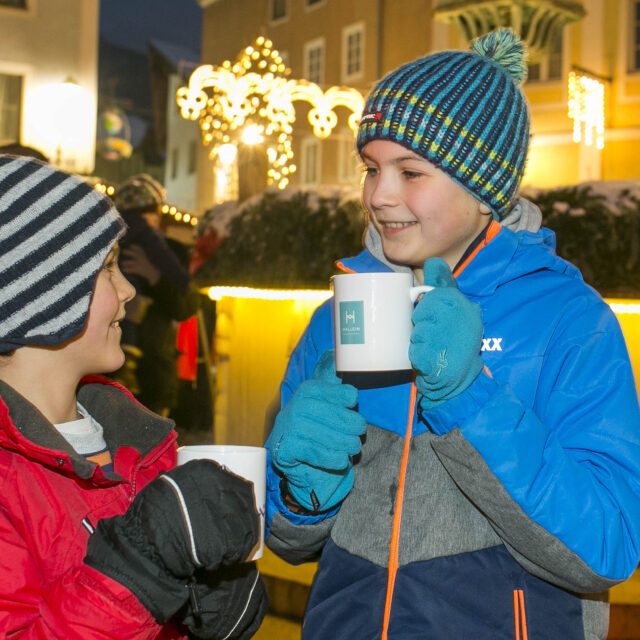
[{"left": 196, "top": 182, "right": 640, "bottom": 295}]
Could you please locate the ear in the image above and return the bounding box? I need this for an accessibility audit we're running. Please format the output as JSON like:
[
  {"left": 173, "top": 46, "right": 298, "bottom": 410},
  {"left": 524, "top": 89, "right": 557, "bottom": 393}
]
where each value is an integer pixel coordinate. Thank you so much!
[{"left": 479, "top": 202, "right": 491, "bottom": 215}]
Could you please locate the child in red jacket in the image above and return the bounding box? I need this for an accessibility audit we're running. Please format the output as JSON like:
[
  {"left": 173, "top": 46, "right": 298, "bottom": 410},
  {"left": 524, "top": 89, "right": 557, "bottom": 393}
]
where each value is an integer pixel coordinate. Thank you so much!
[{"left": 0, "top": 155, "right": 267, "bottom": 639}]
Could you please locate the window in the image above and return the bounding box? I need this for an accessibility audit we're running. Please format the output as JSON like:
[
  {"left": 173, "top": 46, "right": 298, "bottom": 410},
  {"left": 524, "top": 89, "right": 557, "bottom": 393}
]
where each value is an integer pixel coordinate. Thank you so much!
[
  {"left": 342, "top": 23, "right": 365, "bottom": 82},
  {"left": 0, "top": 73, "right": 22, "bottom": 144},
  {"left": 0, "top": 0, "right": 27, "bottom": 8},
  {"left": 632, "top": 0, "right": 640, "bottom": 71},
  {"left": 337, "top": 129, "right": 359, "bottom": 185},
  {"left": 304, "top": 38, "right": 325, "bottom": 84},
  {"left": 271, "top": 0, "right": 288, "bottom": 23},
  {"left": 528, "top": 32, "right": 564, "bottom": 82},
  {"left": 300, "top": 137, "right": 321, "bottom": 186},
  {"left": 170, "top": 148, "right": 179, "bottom": 180},
  {"left": 188, "top": 140, "right": 197, "bottom": 174}
]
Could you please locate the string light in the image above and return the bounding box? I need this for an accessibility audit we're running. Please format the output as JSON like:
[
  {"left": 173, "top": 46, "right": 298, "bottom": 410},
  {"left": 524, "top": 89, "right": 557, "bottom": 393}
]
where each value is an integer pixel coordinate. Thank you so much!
[
  {"left": 93, "top": 183, "right": 197, "bottom": 226},
  {"left": 177, "top": 36, "right": 365, "bottom": 190},
  {"left": 568, "top": 71, "right": 605, "bottom": 150},
  {"left": 205, "top": 285, "right": 333, "bottom": 302},
  {"left": 608, "top": 300, "right": 640, "bottom": 316}
]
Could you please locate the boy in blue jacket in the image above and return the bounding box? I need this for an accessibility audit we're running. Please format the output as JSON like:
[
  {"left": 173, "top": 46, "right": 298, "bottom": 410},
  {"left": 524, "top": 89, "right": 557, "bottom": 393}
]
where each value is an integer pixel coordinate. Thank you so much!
[{"left": 265, "top": 29, "right": 640, "bottom": 639}]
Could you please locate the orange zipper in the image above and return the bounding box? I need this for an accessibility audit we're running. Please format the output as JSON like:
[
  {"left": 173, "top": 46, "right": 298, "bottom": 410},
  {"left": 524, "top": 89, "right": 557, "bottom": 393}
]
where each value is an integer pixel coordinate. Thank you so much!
[
  {"left": 513, "top": 589, "right": 529, "bottom": 640},
  {"left": 381, "top": 383, "right": 417, "bottom": 640}
]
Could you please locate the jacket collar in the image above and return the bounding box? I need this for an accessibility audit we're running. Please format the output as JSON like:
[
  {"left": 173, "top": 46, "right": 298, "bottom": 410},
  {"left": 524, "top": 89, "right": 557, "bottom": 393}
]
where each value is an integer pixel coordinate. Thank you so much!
[
  {"left": 0, "top": 376, "right": 175, "bottom": 481},
  {"left": 335, "top": 225, "right": 577, "bottom": 299}
]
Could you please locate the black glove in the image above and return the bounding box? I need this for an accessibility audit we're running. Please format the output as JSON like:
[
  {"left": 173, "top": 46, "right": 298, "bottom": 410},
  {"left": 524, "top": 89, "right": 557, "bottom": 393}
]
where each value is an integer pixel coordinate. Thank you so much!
[
  {"left": 182, "top": 564, "right": 268, "bottom": 639},
  {"left": 85, "top": 460, "right": 259, "bottom": 623}
]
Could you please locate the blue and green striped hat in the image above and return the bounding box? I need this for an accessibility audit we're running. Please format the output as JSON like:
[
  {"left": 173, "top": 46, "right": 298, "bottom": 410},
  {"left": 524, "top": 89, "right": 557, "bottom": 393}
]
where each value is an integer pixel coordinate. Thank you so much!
[{"left": 357, "top": 29, "right": 530, "bottom": 219}]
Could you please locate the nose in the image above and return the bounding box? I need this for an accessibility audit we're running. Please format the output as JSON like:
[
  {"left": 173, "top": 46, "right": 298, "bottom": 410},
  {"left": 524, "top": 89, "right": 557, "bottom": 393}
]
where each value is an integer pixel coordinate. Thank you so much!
[
  {"left": 367, "top": 169, "right": 398, "bottom": 210},
  {"left": 118, "top": 272, "right": 136, "bottom": 304}
]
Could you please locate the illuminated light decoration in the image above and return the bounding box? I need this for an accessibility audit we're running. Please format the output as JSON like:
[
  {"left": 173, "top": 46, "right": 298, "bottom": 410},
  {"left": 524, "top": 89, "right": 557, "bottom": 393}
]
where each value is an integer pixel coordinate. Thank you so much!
[
  {"left": 241, "top": 123, "right": 265, "bottom": 145},
  {"left": 205, "top": 286, "right": 333, "bottom": 302},
  {"left": 568, "top": 70, "right": 605, "bottom": 150},
  {"left": 608, "top": 301, "right": 640, "bottom": 316},
  {"left": 217, "top": 143, "right": 238, "bottom": 166},
  {"left": 93, "top": 182, "right": 197, "bottom": 226},
  {"left": 177, "top": 36, "right": 365, "bottom": 191},
  {"left": 204, "top": 291, "right": 639, "bottom": 311}
]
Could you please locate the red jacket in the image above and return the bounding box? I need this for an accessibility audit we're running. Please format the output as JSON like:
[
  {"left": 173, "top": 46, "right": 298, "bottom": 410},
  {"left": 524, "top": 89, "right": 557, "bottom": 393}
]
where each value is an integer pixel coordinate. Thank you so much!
[{"left": 0, "top": 376, "right": 186, "bottom": 639}]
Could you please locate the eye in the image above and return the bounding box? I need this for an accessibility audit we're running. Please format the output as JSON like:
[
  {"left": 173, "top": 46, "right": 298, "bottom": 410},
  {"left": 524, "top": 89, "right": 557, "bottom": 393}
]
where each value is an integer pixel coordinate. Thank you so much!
[
  {"left": 102, "top": 256, "right": 117, "bottom": 273},
  {"left": 402, "top": 169, "right": 422, "bottom": 179},
  {"left": 362, "top": 165, "right": 378, "bottom": 177}
]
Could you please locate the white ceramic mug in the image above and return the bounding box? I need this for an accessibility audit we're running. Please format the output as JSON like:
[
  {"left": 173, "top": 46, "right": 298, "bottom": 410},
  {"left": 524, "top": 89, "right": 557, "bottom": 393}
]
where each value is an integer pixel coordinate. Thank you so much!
[
  {"left": 331, "top": 272, "right": 432, "bottom": 373},
  {"left": 176, "top": 445, "right": 266, "bottom": 560}
]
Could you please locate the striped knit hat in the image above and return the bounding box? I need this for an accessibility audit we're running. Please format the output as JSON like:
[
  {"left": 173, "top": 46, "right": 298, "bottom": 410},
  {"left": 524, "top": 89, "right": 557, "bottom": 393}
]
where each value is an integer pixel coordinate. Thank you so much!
[
  {"left": 357, "top": 29, "right": 530, "bottom": 219},
  {"left": 0, "top": 155, "right": 126, "bottom": 353},
  {"left": 113, "top": 173, "right": 166, "bottom": 214}
]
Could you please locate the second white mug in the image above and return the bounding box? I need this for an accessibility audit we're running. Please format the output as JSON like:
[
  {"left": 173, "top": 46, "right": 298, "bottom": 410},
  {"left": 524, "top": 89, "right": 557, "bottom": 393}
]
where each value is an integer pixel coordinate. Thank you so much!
[{"left": 331, "top": 272, "right": 432, "bottom": 373}]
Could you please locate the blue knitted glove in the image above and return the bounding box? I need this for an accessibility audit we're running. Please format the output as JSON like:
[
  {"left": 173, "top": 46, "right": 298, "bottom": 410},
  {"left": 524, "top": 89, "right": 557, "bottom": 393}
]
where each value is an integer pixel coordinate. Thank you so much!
[
  {"left": 269, "top": 351, "right": 366, "bottom": 512},
  {"left": 409, "top": 258, "right": 484, "bottom": 411}
]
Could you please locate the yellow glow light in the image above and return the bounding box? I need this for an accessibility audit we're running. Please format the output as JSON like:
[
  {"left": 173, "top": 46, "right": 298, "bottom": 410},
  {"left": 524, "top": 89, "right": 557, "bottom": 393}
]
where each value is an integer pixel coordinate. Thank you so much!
[
  {"left": 241, "top": 123, "right": 265, "bottom": 145},
  {"left": 28, "top": 79, "right": 95, "bottom": 173},
  {"left": 608, "top": 300, "right": 640, "bottom": 316},
  {"left": 217, "top": 143, "right": 238, "bottom": 166},
  {"left": 568, "top": 71, "right": 605, "bottom": 150},
  {"left": 205, "top": 286, "right": 333, "bottom": 302}
]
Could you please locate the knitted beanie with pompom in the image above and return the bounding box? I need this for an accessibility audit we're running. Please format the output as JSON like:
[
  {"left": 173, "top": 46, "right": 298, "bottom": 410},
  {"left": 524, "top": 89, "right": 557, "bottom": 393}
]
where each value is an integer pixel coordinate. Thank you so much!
[{"left": 357, "top": 28, "right": 530, "bottom": 219}]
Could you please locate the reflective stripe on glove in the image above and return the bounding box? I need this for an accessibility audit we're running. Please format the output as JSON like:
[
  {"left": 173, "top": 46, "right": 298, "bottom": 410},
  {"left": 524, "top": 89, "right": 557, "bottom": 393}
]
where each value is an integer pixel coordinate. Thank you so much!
[
  {"left": 269, "top": 350, "right": 366, "bottom": 512},
  {"left": 182, "top": 563, "right": 268, "bottom": 639},
  {"left": 410, "top": 258, "right": 484, "bottom": 411}
]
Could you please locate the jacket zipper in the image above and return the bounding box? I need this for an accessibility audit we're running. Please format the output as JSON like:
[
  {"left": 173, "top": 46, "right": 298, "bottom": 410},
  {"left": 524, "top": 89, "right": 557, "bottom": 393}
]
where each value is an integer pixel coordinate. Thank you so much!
[
  {"left": 381, "top": 382, "right": 417, "bottom": 640},
  {"left": 513, "top": 589, "right": 528, "bottom": 640}
]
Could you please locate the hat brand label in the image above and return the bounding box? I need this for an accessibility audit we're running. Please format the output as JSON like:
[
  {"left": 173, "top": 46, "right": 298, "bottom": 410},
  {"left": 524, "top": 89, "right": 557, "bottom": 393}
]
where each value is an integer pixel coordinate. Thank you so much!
[
  {"left": 359, "top": 112, "right": 382, "bottom": 124},
  {"left": 339, "top": 301, "right": 365, "bottom": 344}
]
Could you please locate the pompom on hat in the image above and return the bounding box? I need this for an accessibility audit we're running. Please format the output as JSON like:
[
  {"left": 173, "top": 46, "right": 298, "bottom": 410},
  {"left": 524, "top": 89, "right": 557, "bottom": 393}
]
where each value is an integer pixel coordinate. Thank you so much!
[
  {"left": 0, "top": 155, "right": 126, "bottom": 353},
  {"left": 113, "top": 173, "right": 166, "bottom": 214},
  {"left": 357, "top": 28, "right": 530, "bottom": 219}
]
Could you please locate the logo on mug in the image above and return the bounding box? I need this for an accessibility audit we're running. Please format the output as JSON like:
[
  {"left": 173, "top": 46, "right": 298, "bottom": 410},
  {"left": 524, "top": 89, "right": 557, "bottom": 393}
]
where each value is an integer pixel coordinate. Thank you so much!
[{"left": 339, "top": 301, "right": 365, "bottom": 344}]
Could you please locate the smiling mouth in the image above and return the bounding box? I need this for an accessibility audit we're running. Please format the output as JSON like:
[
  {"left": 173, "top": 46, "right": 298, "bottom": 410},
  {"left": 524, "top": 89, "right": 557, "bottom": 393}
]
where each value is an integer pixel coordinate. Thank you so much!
[{"left": 379, "top": 221, "right": 417, "bottom": 229}]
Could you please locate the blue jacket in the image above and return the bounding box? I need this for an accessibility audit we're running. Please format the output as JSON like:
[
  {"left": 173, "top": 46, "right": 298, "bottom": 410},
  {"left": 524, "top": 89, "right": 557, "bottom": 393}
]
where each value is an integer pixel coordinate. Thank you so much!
[{"left": 265, "top": 224, "right": 640, "bottom": 639}]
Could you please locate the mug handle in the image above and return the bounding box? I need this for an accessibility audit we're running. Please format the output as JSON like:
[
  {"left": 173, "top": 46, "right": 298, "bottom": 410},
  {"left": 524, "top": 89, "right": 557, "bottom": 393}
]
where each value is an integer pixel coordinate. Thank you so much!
[{"left": 409, "top": 284, "right": 433, "bottom": 303}]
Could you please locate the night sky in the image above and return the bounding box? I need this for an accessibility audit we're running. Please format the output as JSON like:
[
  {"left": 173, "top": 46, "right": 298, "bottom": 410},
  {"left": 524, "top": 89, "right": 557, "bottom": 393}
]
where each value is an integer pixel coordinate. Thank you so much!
[{"left": 99, "top": 0, "right": 202, "bottom": 55}]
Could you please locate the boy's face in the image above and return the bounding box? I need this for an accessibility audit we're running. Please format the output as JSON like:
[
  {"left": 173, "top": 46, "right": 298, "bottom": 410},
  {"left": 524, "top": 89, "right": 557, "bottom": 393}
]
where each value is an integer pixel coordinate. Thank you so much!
[
  {"left": 361, "top": 140, "right": 491, "bottom": 275},
  {"left": 64, "top": 245, "right": 135, "bottom": 376}
]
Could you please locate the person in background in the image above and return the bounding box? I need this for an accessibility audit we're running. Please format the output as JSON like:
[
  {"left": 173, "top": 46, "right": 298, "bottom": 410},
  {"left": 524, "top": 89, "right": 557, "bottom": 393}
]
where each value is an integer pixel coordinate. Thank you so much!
[
  {"left": 264, "top": 29, "right": 640, "bottom": 639},
  {"left": 113, "top": 174, "right": 198, "bottom": 415},
  {"left": 0, "top": 142, "right": 49, "bottom": 162},
  {"left": 0, "top": 155, "right": 267, "bottom": 638}
]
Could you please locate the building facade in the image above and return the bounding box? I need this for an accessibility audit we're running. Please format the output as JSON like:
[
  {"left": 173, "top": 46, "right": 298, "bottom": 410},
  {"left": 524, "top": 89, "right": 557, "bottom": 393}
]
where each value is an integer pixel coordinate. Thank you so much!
[
  {"left": 0, "top": 0, "right": 99, "bottom": 174},
  {"left": 192, "top": 0, "right": 640, "bottom": 209}
]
